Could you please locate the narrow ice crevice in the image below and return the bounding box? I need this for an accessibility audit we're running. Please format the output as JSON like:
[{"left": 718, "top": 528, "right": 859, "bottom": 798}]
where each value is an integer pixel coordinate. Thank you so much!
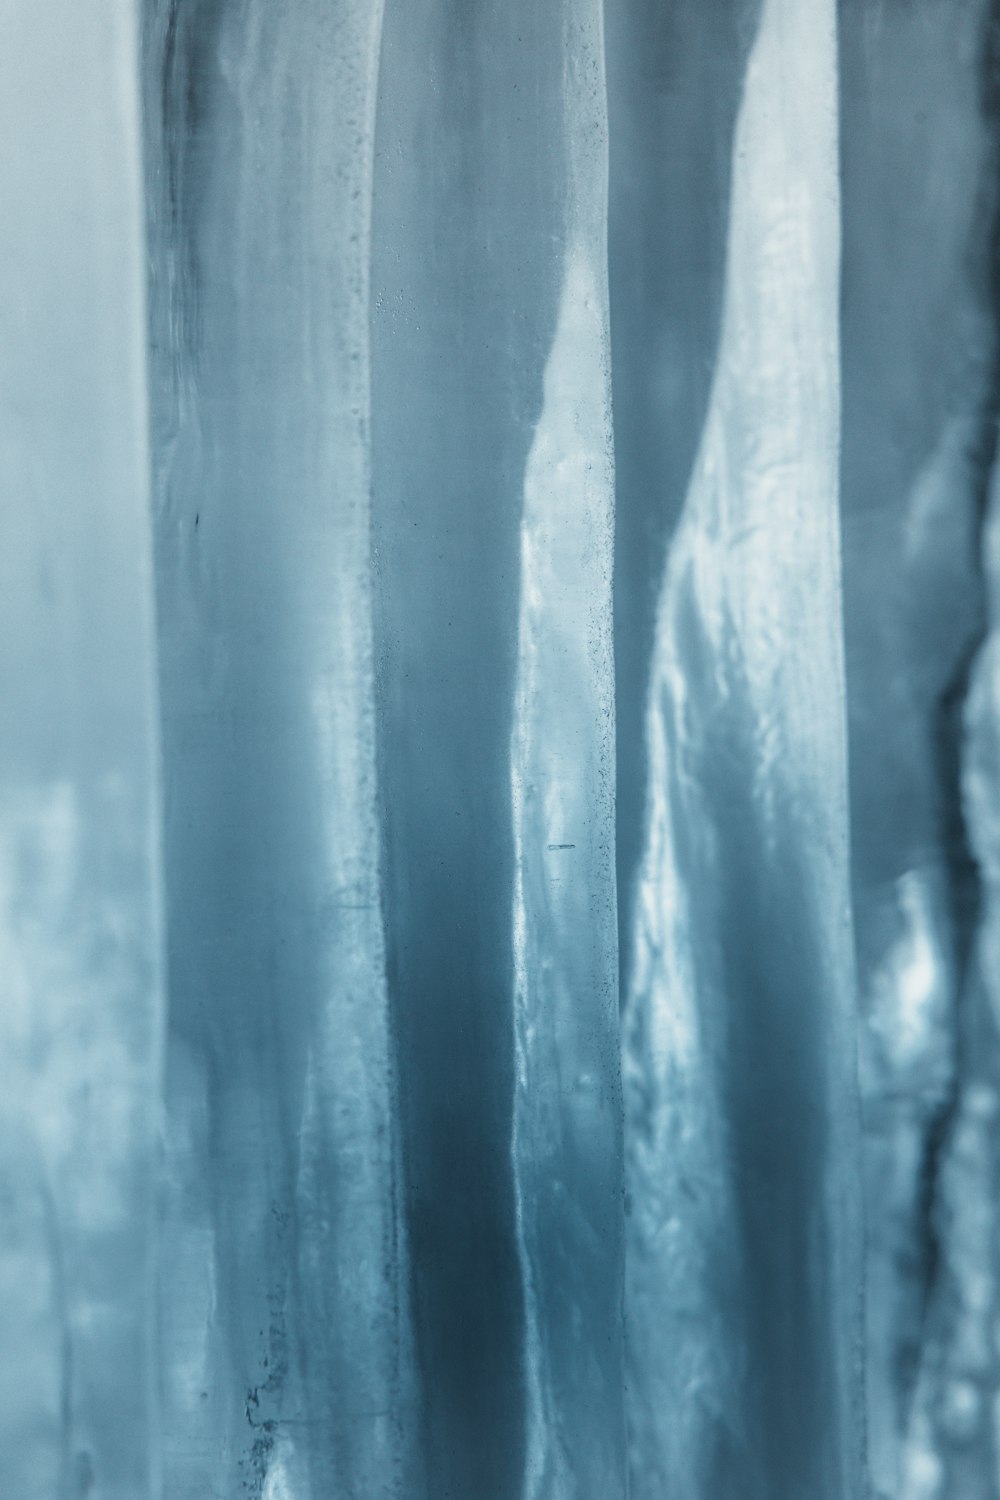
[
  {"left": 622, "top": 0, "right": 864, "bottom": 1495},
  {"left": 510, "top": 10, "right": 625, "bottom": 1495}
]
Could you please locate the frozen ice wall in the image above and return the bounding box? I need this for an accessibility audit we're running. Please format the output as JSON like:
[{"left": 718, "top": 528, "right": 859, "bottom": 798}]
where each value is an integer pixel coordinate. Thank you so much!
[
  {"left": 12, "top": 0, "right": 1000, "bottom": 1496},
  {"left": 0, "top": 3, "right": 165, "bottom": 1498}
]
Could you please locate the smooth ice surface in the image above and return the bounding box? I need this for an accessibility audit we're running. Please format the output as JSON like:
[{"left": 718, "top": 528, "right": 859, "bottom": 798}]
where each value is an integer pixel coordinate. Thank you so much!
[
  {"left": 621, "top": 0, "right": 864, "bottom": 1494},
  {"left": 144, "top": 2, "right": 417, "bottom": 1495},
  {"left": 370, "top": 3, "right": 621, "bottom": 1493},
  {"left": 0, "top": 4, "right": 165, "bottom": 1497}
]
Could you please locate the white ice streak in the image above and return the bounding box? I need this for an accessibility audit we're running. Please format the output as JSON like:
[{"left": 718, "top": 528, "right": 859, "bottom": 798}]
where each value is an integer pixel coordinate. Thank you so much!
[
  {"left": 623, "top": 0, "right": 858, "bottom": 1491},
  {"left": 510, "top": 8, "right": 624, "bottom": 1495}
]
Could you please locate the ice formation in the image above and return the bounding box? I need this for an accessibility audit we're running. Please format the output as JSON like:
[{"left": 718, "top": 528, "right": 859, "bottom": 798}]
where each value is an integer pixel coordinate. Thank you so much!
[
  {"left": 143, "top": 2, "right": 417, "bottom": 1495},
  {"left": 3, "top": 1, "right": 1000, "bottom": 1497},
  {"left": 510, "top": 9, "right": 623, "bottom": 1492},
  {"left": 621, "top": 1, "right": 863, "bottom": 1494}
]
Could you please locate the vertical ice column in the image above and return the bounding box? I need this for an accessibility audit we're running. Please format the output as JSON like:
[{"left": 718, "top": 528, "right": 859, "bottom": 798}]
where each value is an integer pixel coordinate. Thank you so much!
[
  {"left": 605, "top": 0, "right": 764, "bottom": 996},
  {"left": 144, "top": 2, "right": 417, "bottom": 1496},
  {"left": 370, "top": 1, "right": 584, "bottom": 1493},
  {"left": 510, "top": 9, "right": 625, "bottom": 1498},
  {"left": 0, "top": 4, "right": 165, "bottom": 1499},
  {"left": 622, "top": 1, "right": 865, "bottom": 1497}
]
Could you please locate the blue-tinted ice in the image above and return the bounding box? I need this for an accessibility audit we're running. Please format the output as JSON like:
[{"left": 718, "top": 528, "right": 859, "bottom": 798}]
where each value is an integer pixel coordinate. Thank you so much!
[{"left": 2, "top": 1, "right": 1000, "bottom": 1497}]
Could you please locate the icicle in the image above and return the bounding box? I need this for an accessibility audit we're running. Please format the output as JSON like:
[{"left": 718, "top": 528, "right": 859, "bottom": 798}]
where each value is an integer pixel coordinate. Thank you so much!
[
  {"left": 370, "top": 0, "right": 615, "bottom": 1490},
  {"left": 0, "top": 4, "right": 166, "bottom": 1497},
  {"left": 144, "top": 2, "right": 418, "bottom": 1496},
  {"left": 509, "top": 7, "right": 625, "bottom": 1496},
  {"left": 622, "top": 0, "right": 865, "bottom": 1495}
]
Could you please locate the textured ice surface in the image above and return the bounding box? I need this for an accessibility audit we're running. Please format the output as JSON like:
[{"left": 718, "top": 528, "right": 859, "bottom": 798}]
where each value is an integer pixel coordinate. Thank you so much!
[
  {"left": 839, "top": 1, "right": 1000, "bottom": 1493},
  {"left": 7, "top": 1, "right": 1000, "bottom": 1497},
  {"left": 620, "top": 1, "right": 864, "bottom": 1495},
  {"left": 509, "top": 10, "right": 624, "bottom": 1494}
]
